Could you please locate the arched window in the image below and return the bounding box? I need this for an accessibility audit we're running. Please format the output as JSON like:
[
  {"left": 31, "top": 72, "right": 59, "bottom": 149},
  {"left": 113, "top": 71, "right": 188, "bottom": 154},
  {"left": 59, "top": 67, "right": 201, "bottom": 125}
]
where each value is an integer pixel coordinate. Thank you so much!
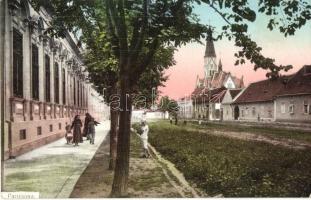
[
  {"left": 45, "top": 55, "right": 50, "bottom": 102},
  {"left": 54, "top": 63, "right": 59, "bottom": 103},
  {"left": 13, "top": 28, "right": 23, "bottom": 97},
  {"left": 73, "top": 77, "right": 76, "bottom": 105},
  {"left": 62, "top": 69, "right": 66, "bottom": 104},
  {"left": 32, "top": 44, "right": 39, "bottom": 100}
]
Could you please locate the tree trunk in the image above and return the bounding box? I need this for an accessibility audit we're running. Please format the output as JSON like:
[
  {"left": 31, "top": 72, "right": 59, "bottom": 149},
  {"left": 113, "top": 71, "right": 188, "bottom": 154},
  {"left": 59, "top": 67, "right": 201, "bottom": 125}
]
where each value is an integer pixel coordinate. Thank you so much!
[
  {"left": 108, "top": 108, "right": 118, "bottom": 170},
  {"left": 110, "top": 73, "right": 132, "bottom": 197}
]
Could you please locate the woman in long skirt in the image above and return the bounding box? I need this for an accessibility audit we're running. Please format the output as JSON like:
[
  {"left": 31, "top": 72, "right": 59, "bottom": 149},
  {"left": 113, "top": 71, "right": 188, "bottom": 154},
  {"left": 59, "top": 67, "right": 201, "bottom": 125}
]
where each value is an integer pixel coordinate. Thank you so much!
[{"left": 71, "top": 115, "right": 83, "bottom": 146}]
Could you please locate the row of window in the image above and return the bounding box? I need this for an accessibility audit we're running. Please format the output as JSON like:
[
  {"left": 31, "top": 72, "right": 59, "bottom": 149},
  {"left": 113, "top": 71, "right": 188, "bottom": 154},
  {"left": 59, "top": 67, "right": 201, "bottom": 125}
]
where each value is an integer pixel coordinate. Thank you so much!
[
  {"left": 240, "top": 107, "right": 272, "bottom": 118},
  {"left": 239, "top": 101, "right": 311, "bottom": 118},
  {"left": 19, "top": 123, "right": 66, "bottom": 140},
  {"left": 281, "top": 101, "right": 311, "bottom": 115},
  {"left": 12, "top": 28, "right": 87, "bottom": 107}
]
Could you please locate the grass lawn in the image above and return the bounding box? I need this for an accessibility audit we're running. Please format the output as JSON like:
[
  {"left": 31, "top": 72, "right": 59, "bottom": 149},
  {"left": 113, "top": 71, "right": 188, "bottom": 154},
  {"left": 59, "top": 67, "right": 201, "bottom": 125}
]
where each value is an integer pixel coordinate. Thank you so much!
[
  {"left": 148, "top": 121, "right": 311, "bottom": 197},
  {"left": 187, "top": 121, "right": 311, "bottom": 143}
]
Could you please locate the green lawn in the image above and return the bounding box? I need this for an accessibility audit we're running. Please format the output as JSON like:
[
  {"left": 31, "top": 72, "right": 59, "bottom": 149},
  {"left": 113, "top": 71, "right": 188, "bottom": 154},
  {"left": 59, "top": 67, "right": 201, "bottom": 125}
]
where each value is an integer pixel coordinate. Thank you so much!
[
  {"left": 187, "top": 121, "right": 311, "bottom": 143},
  {"left": 148, "top": 121, "right": 311, "bottom": 197}
]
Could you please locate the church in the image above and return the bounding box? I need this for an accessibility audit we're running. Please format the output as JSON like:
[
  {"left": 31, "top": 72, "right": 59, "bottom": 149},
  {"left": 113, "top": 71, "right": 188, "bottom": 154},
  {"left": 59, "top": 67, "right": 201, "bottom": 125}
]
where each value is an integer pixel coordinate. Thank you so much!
[{"left": 191, "top": 28, "right": 244, "bottom": 120}]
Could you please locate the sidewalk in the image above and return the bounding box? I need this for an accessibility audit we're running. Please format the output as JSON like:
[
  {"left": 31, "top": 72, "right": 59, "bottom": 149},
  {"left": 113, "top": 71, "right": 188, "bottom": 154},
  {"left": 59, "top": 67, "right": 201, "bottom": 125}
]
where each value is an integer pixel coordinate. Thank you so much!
[
  {"left": 70, "top": 131, "right": 202, "bottom": 198},
  {"left": 3, "top": 121, "right": 110, "bottom": 198}
]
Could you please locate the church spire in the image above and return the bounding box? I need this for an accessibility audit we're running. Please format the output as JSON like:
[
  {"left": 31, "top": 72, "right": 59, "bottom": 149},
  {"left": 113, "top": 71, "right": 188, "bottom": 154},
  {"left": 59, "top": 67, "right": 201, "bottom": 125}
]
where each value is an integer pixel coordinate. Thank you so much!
[
  {"left": 204, "top": 28, "right": 216, "bottom": 58},
  {"left": 218, "top": 59, "right": 223, "bottom": 71}
]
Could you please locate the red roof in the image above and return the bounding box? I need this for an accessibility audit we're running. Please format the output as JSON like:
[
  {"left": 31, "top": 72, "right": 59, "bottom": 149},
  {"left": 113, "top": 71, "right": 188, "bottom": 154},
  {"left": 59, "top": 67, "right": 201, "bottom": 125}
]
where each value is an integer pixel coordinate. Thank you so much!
[
  {"left": 234, "top": 65, "right": 311, "bottom": 104},
  {"left": 210, "top": 89, "right": 227, "bottom": 103},
  {"left": 276, "top": 65, "right": 311, "bottom": 96},
  {"left": 191, "top": 87, "right": 204, "bottom": 96},
  {"left": 210, "top": 71, "right": 244, "bottom": 89},
  {"left": 229, "top": 89, "right": 243, "bottom": 99}
]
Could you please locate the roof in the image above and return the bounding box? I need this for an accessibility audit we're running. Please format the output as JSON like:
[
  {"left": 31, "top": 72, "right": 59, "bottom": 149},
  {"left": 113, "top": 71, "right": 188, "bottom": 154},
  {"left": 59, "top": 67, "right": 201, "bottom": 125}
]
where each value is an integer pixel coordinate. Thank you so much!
[
  {"left": 192, "top": 87, "right": 204, "bottom": 96},
  {"left": 234, "top": 65, "right": 311, "bottom": 104},
  {"left": 233, "top": 78, "right": 288, "bottom": 104},
  {"left": 192, "top": 87, "right": 227, "bottom": 104},
  {"left": 204, "top": 29, "right": 216, "bottom": 57},
  {"left": 229, "top": 89, "right": 243, "bottom": 99},
  {"left": 276, "top": 65, "right": 311, "bottom": 96},
  {"left": 210, "top": 89, "right": 227, "bottom": 103},
  {"left": 210, "top": 71, "right": 244, "bottom": 89}
]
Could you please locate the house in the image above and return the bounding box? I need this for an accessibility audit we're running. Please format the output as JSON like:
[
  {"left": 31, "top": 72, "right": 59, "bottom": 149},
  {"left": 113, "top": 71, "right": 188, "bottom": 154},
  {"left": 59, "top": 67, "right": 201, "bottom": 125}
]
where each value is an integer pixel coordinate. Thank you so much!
[
  {"left": 274, "top": 65, "right": 311, "bottom": 123},
  {"left": 233, "top": 65, "right": 311, "bottom": 123},
  {"left": 0, "top": 0, "right": 108, "bottom": 159}
]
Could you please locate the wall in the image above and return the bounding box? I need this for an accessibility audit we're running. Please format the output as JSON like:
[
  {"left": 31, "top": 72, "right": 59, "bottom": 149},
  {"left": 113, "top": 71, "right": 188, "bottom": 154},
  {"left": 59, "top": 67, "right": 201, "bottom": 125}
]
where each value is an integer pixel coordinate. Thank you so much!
[
  {"left": 234, "top": 101, "right": 274, "bottom": 121},
  {"left": 132, "top": 110, "right": 166, "bottom": 122},
  {"left": 177, "top": 99, "right": 193, "bottom": 119},
  {"left": 275, "top": 94, "right": 311, "bottom": 123},
  {"left": 222, "top": 104, "right": 233, "bottom": 121},
  {"left": 193, "top": 103, "right": 208, "bottom": 119},
  {"left": 2, "top": 1, "right": 107, "bottom": 159},
  {"left": 88, "top": 88, "right": 110, "bottom": 122}
]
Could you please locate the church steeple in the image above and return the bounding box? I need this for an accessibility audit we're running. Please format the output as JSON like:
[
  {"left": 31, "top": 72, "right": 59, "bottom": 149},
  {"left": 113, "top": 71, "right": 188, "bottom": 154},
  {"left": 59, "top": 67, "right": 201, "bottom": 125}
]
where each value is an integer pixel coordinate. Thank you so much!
[
  {"left": 204, "top": 27, "right": 218, "bottom": 80},
  {"left": 218, "top": 59, "right": 223, "bottom": 71},
  {"left": 204, "top": 28, "right": 216, "bottom": 58}
]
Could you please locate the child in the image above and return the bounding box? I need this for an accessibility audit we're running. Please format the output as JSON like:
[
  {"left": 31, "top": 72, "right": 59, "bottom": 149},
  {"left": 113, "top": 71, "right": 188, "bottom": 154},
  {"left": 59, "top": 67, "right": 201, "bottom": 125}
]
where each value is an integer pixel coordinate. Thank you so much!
[
  {"left": 140, "top": 121, "right": 150, "bottom": 158},
  {"left": 65, "top": 124, "right": 73, "bottom": 144},
  {"left": 88, "top": 117, "right": 96, "bottom": 144}
]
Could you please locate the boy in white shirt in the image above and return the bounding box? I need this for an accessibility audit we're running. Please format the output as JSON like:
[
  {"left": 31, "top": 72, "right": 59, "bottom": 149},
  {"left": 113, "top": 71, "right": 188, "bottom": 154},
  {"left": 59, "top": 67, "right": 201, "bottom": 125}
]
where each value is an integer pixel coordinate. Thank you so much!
[{"left": 140, "top": 121, "right": 150, "bottom": 158}]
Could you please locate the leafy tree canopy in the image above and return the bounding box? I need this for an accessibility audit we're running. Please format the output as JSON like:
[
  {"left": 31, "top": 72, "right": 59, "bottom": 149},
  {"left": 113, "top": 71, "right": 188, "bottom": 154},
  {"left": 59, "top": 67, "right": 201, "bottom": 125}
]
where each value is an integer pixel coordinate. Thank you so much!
[{"left": 31, "top": 0, "right": 311, "bottom": 78}]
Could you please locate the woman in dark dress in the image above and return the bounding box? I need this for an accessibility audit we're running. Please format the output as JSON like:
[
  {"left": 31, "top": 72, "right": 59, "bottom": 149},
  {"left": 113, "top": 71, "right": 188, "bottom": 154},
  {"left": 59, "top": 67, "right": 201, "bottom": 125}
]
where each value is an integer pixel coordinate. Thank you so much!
[
  {"left": 71, "top": 115, "right": 83, "bottom": 146},
  {"left": 83, "top": 113, "right": 91, "bottom": 138}
]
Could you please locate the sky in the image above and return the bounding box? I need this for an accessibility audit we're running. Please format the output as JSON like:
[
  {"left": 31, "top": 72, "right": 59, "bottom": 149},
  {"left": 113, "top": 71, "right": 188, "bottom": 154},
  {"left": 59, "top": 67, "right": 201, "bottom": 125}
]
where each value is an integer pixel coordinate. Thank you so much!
[{"left": 159, "top": 2, "right": 311, "bottom": 100}]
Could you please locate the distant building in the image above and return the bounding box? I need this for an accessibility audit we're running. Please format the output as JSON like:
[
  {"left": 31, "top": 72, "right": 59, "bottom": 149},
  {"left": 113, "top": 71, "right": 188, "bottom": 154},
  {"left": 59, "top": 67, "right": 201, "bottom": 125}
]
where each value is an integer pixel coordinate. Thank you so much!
[
  {"left": 0, "top": 0, "right": 108, "bottom": 159},
  {"left": 192, "top": 28, "right": 244, "bottom": 120},
  {"left": 233, "top": 65, "right": 311, "bottom": 123},
  {"left": 177, "top": 97, "right": 193, "bottom": 119}
]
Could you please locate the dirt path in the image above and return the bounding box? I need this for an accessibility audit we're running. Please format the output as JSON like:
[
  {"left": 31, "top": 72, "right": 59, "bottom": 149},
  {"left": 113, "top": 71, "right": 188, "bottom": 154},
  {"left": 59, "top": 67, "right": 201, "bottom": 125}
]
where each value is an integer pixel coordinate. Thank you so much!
[
  {"left": 187, "top": 128, "right": 311, "bottom": 150},
  {"left": 70, "top": 132, "right": 186, "bottom": 198}
]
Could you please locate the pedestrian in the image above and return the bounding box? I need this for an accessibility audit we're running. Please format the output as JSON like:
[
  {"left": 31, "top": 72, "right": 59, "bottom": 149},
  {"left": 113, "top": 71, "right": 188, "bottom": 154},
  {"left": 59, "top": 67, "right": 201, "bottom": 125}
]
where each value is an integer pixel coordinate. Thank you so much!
[
  {"left": 83, "top": 113, "right": 91, "bottom": 140},
  {"left": 170, "top": 117, "right": 173, "bottom": 124},
  {"left": 65, "top": 124, "right": 73, "bottom": 144},
  {"left": 83, "top": 113, "right": 100, "bottom": 140},
  {"left": 88, "top": 117, "right": 96, "bottom": 144},
  {"left": 139, "top": 121, "right": 150, "bottom": 158},
  {"left": 71, "top": 115, "right": 83, "bottom": 146}
]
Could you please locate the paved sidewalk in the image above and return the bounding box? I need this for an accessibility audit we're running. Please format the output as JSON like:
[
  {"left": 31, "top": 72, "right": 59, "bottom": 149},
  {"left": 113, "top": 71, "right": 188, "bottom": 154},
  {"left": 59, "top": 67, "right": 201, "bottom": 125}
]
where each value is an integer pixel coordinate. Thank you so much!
[{"left": 3, "top": 121, "right": 110, "bottom": 198}]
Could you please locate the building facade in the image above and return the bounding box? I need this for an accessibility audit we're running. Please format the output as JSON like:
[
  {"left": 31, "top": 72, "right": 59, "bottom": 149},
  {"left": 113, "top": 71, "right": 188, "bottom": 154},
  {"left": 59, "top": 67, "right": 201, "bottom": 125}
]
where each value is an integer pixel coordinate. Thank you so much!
[
  {"left": 0, "top": 0, "right": 108, "bottom": 159},
  {"left": 177, "top": 97, "right": 193, "bottom": 119},
  {"left": 233, "top": 65, "right": 311, "bottom": 123},
  {"left": 220, "top": 89, "right": 243, "bottom": 121}
]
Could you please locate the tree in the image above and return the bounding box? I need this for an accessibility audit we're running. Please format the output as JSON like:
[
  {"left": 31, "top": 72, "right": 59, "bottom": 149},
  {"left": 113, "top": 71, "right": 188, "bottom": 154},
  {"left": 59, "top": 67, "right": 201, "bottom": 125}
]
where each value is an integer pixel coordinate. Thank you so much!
[
  {"left": 83, "top": 30, "right": 175, "bottom": 170},
  {"left": 30, "top": 0, "right": 311, "bottom": 197},
  {"left": 158, "top": 96, "right": 179, "bottom": 123}
]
